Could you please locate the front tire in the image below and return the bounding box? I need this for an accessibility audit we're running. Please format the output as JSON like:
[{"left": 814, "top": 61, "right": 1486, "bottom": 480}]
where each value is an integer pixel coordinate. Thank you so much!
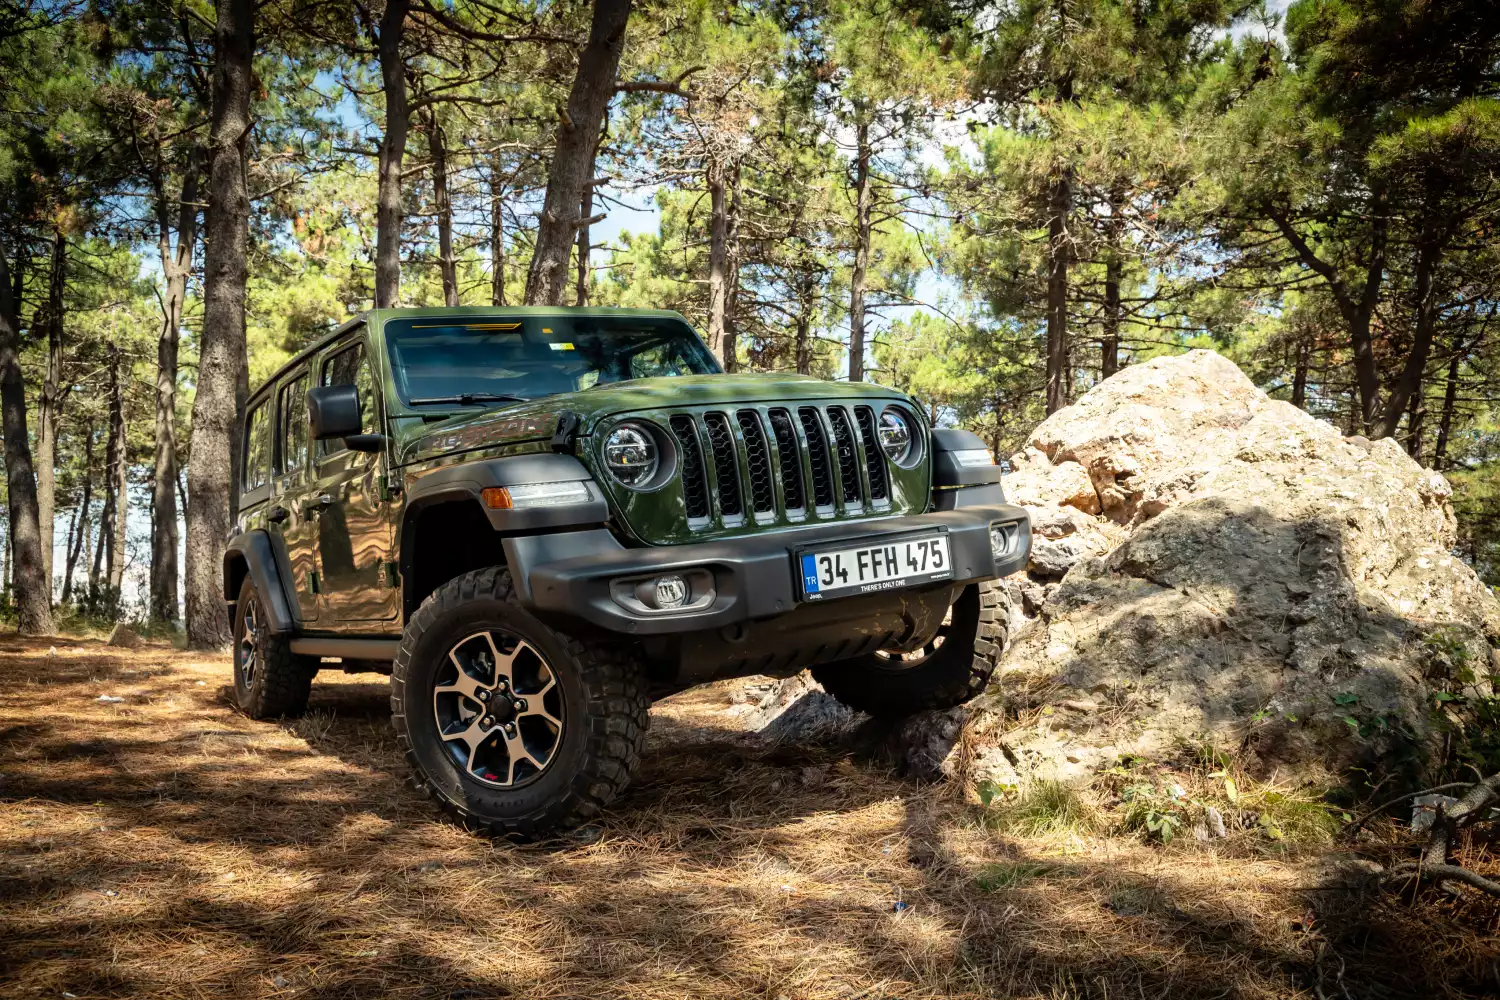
[
  {"left": 811, "top": 580, "right": 1007, "bottom": 718},
  {"left": 391, "top": 566, "right": 650, "bottom": 839},
  {"left": 232, "top": 576, "right": 316, "bottom": 719}
]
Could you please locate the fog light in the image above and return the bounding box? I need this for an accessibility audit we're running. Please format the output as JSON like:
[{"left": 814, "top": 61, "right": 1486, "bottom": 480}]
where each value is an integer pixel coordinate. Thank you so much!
[
  {"left": 653, "top": 575, "right": 689, "bottom": 609},
  {"left": 990, "top": 523, "right": 1015, "bottom": 562}
]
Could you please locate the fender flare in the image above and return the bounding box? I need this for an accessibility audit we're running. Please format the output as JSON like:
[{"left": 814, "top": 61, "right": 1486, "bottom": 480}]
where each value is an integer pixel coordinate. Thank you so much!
[
  {"left": 224, "top": 530, "right": 300, "bottom": 636},
  {"left": 397, "top": 452, "right": 609, "bottom": 619}
]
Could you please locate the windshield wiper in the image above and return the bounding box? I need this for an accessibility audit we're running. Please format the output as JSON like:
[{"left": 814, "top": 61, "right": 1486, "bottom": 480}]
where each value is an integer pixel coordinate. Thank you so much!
[{"left": 407, "top": 392, "right": 531, "bottom": 406}]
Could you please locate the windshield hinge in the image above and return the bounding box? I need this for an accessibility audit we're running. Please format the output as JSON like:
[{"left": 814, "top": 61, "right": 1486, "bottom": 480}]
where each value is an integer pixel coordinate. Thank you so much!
[{"left": 551, "top": 411, "right": 581, "bottom": 454}]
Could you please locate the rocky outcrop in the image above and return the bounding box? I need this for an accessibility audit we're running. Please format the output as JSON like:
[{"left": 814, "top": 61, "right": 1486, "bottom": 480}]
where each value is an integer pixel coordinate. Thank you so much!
[{"left": 952, "top": 350, "right": 1500, "bottom": 787}]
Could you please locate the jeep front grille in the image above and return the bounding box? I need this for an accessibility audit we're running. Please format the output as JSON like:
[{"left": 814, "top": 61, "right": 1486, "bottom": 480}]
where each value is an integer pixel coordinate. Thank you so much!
[{"left": 670, "top": 404, "right": 896, "bottom": 532}]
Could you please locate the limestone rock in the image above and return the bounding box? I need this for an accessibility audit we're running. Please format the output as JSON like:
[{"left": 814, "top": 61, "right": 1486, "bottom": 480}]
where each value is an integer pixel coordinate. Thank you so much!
[{"left": 968, "top": 349, "right": 1500, "bottom": 786}]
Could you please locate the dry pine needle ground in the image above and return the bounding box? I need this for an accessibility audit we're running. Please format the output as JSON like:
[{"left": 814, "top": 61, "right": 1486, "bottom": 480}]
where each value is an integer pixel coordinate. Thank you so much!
[{"left": 1, "top": 636, "right": 1495, "bottom": 999}]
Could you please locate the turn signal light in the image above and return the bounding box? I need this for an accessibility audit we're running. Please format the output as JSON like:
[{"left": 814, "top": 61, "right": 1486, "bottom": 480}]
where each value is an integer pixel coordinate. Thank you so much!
[{"left": 482, "top": 482, "right": 593, "bottom": 510}]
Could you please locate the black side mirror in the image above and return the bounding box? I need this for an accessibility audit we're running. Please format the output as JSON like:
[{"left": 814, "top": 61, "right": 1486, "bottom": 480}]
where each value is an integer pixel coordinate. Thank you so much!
[{"left": 307, "top": 384, "right": 361, "bottom": 440}]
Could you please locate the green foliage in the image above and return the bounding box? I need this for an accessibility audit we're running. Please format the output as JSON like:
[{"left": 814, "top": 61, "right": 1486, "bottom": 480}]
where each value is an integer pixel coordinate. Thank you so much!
[
  {"left": 980, "top": 779, "right": 1101, "bottom": 837},
  {"left": 1119, "top": 782, "right": 1189, "bottom": 843}
]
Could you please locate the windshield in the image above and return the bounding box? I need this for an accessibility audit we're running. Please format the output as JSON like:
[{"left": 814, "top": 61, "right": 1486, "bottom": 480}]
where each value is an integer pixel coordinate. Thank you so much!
[{"left": 383, "top": 315, "right": 721, "bottom": 405}]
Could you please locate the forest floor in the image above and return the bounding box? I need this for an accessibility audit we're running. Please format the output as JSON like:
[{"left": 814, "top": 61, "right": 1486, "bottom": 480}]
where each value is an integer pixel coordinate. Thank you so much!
[{"left": 1, "top": 635, "right": 1497, "bottom": 1000}]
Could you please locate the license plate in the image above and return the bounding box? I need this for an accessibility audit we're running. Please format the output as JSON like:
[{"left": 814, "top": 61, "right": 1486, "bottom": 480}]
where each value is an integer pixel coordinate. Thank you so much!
[{"left": 797, "top": 532, "right": 952, "bottom": 602}]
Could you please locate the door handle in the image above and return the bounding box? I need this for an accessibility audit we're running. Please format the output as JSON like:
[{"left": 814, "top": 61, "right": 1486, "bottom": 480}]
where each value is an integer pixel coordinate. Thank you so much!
[
  {"left": 304, "top": 493, "right": 335, "bottom": 513},
  {"left": 268, "top": 506, "right": 291, "bottom": 524}
]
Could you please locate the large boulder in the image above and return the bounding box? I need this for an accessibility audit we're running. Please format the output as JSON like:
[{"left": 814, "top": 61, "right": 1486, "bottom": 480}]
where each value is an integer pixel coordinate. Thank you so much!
[{"left": 953, "top": 350, "right": 1500, "bottom": 786}]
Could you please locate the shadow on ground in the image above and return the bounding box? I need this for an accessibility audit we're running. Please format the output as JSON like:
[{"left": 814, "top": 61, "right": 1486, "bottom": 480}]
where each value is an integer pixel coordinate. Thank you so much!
[{"left": 0, "top": 635, "right": 1494, "bottom": 999}]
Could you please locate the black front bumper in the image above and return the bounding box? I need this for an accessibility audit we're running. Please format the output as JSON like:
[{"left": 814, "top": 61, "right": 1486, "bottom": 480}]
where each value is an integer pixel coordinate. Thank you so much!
[{"left": 504, "top": 499, "right": 1030, "bottom": 637}]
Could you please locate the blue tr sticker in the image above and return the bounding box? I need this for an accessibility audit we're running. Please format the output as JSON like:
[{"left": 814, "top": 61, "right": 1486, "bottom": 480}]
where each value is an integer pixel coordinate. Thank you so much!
[{"left": 801, "top": 554, "right": 820, "bottom": 594}]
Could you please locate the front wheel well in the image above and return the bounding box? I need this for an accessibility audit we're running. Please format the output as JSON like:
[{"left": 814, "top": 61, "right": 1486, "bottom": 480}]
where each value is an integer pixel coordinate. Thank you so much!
[
  {"left": 402, "top": 498, "right": 509, "bottom": 619},
  {"left": 224, "top": 551, "right": 250, "bottom": 605}
]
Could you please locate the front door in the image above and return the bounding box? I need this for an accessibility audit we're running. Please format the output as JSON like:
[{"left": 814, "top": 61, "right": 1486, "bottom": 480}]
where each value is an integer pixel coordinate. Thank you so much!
[
  {"left": 313, "top": 336, "right": 399, "bottom": 624},
  {"left": 272, "top": 370, "right": 319, "bottom": 623}
]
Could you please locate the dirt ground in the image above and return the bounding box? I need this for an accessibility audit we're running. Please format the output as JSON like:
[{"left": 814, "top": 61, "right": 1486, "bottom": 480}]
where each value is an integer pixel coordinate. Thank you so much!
[{"left": 1, "top": 636, "right": 1496, "bottom": 999}]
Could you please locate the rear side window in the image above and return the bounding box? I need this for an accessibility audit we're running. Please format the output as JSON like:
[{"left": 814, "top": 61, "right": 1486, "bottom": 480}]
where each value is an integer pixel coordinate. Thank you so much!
[
  {"left": 243, "top": 399, "right": 272, "bottom": 491},
  {"left": 278, "top": 374, "right": 309, "bottom": 474},
  {"left": 320, "top": 341, "right": 376, "bottom": 457}
]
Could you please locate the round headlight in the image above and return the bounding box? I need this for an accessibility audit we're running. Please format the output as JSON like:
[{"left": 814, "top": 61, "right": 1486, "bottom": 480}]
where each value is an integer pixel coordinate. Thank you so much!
[
  {"left": 603, "top": 422, "right": 659, "bottom": 489},
  {"left": 878, "top": 408, "right": 914, "bottom": 465}
]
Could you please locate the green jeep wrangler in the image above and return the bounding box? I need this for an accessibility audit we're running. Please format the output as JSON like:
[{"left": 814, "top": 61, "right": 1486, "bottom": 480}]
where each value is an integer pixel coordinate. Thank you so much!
[{"left": 225, "top": 307, "right": 1030, "bottom": 837}]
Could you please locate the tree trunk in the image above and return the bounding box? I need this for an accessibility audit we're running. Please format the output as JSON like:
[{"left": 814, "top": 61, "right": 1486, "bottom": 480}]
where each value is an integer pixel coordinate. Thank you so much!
[
  {"left": 794, "top": 273, "right": 813, "bottom": 375},
  {"left": 1102, "top": 253, "right": 1121, "bottom": 379},
  {"left": 525, "top": 0, "right": 633, "bottom": 305},
  {"left": 427, "top": 108, "right": 458, "bottom": 306},
  {"left": 706, "top": 160, "right": 732, "bottom": 365},
  {"left": 374, "top": 0, "right": 410, "bottom": 308},
  {"left": 35, "top": 228, "right": 66, "bottom": 597},
  {"left": 1045, "top": 166, "right": 1071, "bottom": 414},
  {"left": 106, "top": 347, "right": 127, "bottom": 593},
  {"left": 1433, "top": 350, "right": 1462, "bottom": 471},
  {"left": 151, "top": 158, "right": 197, "bottom": 623},
  {"left": 1291, "top": 334, "right": 1311, "bottom": 409},
  {"left": 724, "top": 177, "right": 741, "bottom": 374},
  {"left": 184, "top": 0, "right": 253, "bottom": 648},
  {"left": 0, "top": 241, "right": 53, "bottom": 634},
  {"left": 490, "top": 168, "right": 506, "bottom": 306},
  {"left": 61, "top": 425, "right": 91, "bottom": 606},
  {"left": 1375, "top": 234, "right": 1440, "bottom": 439},
  {"left": 1404, "top": 382, "right": 1425, "bottom": 462},
  {"left": 575, "top": 183, "right": 593, "bottom": 306},
  {"left": 848, "top": 119, "right": 873, "bottom": 383}
]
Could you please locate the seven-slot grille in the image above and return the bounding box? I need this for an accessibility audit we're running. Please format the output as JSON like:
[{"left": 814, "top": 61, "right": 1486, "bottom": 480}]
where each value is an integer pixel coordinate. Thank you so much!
[{"left": 669, "top": 404, "right": 896, "bottom": 530}]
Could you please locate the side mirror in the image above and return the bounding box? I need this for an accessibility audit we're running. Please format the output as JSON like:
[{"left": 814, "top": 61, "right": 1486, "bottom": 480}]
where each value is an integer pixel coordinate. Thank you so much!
[{"left": 307, "top": 384, "right": 361, "bottom": 440}]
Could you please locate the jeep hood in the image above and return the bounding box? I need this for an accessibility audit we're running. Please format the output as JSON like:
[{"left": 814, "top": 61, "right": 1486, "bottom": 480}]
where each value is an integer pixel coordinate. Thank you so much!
[{"left": 394, "top": 373, "right": 909, "bottom": 466}]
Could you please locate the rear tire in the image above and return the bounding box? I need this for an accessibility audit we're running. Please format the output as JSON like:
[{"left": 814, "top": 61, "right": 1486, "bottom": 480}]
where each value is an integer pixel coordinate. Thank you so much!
[
  {"left": 811, "top": 580, "right": 1007, "bottom": 718},
  {"left": 232, "top": 576, "right": 316, "bottom": 720},
  {"left": 391, "top": 566, "right": 650, "bottom": 840}
]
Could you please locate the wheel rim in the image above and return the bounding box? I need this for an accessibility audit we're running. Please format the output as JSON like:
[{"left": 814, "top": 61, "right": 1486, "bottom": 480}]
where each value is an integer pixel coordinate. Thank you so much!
[
  {"left": 239, "top": 595, "right": 263, "bottom": 689},
  {"left": 432, "top": 630, "right": 564, "bottom": 788}
]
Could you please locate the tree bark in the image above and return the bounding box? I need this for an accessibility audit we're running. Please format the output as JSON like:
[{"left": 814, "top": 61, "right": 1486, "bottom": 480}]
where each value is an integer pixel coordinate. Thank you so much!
[
  {"left": 151, "top": 156, "right": 197, "bottom": 623},
  {"left": 1404, "top": 381, "right": 1425, "bottom": 462},
  {"left": 61, "top": 424, "right": 91, "bottom": 606},
  {"left": 706, "top": 160, "right": 732, "bottom": 365},
  {"left": 184, "top": 0, "right": 253, "bottom": 648},
  {"left": 1045, "top": 165, "right": 1071, "bottom": 414},
  {"left": 848, "top": 119, "right": 873, "bottom": 383},
  {"left": 794, "top": 272, "right": 814, "bottom": 375},
  {"left": 1375, "top": 233, "right": 1440, "bottom": 439},
  {"left": 1291, "top": 333, "right": 1311, "bottom": 409},
  {"left": 374, "top": 0, "right": 410, "bottom": 308},
  {"left": 575, "top": 183, "right": 593, "bottom": 306},
  {"left": 105, "top": 346, "right": 127, "bottom": 593},
  {"left": 427, "top": 108, "right": 458, "bottom": 306},
  {"left": 0, "top": 240, "right": 53, "bottom": 634},
  {"left": 1433, "top": 350, "right": 1461, "bottom": 471},
  {"left": 1102, "top": 253, "right": 1121, "bottom": 380},
  {"left": 490, "top": 167, "right": 506, "bottom": 306},
  {"left": 525, "top": 0, "right": 632, "bottom": 305},
  {"left": 35, "top": 228, "right": 66, "bottom": 597},
  {"left": 1268, "top": 191, "right": 1386, "bottom": 430}
]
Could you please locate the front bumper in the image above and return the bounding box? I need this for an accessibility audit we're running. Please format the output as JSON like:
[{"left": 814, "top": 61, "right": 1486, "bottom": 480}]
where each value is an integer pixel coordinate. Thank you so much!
[{"left": 504, "top": 499, "right": 1030, "bottom": 636}]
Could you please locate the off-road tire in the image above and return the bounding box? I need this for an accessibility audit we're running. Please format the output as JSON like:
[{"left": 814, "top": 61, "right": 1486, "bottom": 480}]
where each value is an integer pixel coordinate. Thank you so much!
[
  {"left": 232, "top": 576, "right": 316, "bottom": 720},
  {"left": 391, "top": 566, "right": 650, "bottom": 840},
  {"left": 811, "top": 580, "right": 1007, "bottom": 718}
]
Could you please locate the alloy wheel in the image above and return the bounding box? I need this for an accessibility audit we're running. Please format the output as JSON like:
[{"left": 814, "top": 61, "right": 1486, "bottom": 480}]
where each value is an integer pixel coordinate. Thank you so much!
[
  {"left": 239, "top": 595, "right": 263, "bottom": 689},
  {"left": 432, "top": 630, "right": 564, "bottom": 787}
]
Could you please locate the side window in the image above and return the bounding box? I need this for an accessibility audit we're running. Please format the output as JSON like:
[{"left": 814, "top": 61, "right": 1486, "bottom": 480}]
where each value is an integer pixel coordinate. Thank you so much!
[
  {"left": 243, "top": 399, "right": 272, "bottom": 492},
  {"left": 320, "top": 341, "right": 376, "bottom": 457},
  {"left": 628, "top": 340, "right": 698, "bottom": 380},
  {"left": 278, "top": 374, "right": 309, "bottom": 475}
]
